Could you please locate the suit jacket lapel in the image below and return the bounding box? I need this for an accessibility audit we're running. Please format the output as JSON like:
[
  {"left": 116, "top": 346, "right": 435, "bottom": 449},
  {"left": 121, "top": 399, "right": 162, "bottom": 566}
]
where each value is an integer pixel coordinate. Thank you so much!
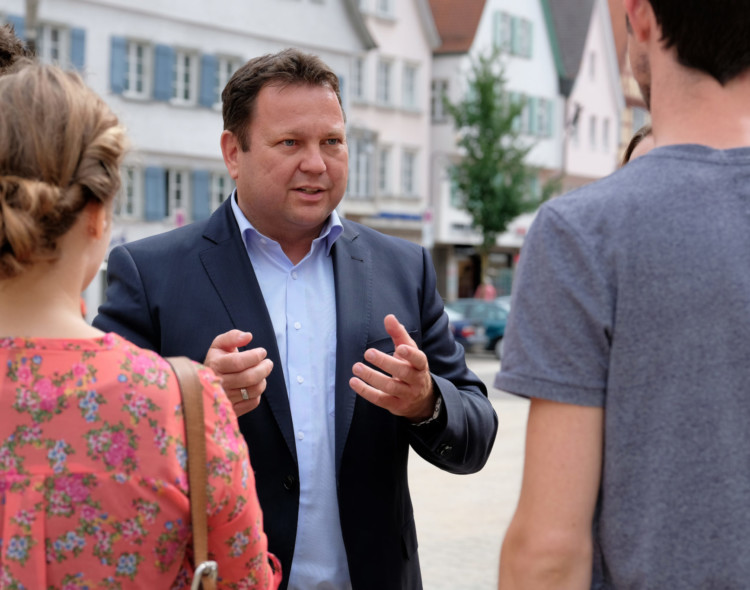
[
  {"left": 199, "top": 200, "right": 297, "bottom": 461},
  {"left": 333, "top": 221, "right": 370, "bottom": 474}
]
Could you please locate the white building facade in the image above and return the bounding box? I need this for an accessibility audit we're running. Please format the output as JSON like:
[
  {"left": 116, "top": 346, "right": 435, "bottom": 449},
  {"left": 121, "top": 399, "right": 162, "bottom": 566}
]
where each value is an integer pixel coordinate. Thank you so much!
[
  {"left": 343, "top": 0, "right": 439, "bottom": 245},
  {"left": 0, "top": 0, "right": 374, "bottom": 317}
]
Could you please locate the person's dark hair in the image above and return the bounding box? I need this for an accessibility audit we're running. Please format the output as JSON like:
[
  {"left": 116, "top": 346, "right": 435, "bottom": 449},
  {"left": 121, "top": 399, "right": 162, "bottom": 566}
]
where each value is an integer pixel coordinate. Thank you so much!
[
  {"left": 621, "top": 124, "right": 652, "bottom": 166},
  {"left": 222, "top": 48, "right": 343, "bottom": 151},
  {"left": 0, "top": 65, "right": 127, "bottom": 278},
  {"left": 647, "top": 0, "right": 750, "bottom": 84},
  {"left": 0, "top": 24, "right": 33, "bottom": 75}
]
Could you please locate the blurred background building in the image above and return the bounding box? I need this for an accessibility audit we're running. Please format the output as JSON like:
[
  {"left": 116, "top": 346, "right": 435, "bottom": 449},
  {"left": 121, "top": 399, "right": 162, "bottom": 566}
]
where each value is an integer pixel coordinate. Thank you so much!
[{"left": 0, "top": 0, "right": 640, "bottom": 316}]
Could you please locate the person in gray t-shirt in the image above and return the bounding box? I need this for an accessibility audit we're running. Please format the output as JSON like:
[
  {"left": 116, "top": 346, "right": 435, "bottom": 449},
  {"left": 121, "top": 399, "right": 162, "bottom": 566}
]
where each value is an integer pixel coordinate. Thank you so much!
[{"left": 496, "top": 1, "right": 750, "bottom": 589}]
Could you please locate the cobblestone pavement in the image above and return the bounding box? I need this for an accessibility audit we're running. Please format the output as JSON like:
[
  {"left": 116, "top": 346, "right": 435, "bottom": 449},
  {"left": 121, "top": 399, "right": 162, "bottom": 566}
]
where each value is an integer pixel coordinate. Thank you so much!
[{"left": 409, "top": 353, "right": 529, "bottom": 590}]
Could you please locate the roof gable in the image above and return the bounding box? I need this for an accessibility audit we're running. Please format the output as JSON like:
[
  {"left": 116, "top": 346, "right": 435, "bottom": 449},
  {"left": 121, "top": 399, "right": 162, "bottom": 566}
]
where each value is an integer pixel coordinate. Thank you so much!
[{"left": 545, "top": 0, "right": 595, "bottom": 91}]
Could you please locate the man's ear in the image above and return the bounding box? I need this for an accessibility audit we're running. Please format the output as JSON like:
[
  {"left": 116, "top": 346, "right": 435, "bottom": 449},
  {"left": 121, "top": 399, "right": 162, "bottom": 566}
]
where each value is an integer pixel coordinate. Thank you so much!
[
  {"left": 220, "top": 130, "right": 241, "bottom": 180},
  {"left": 624, "top": 0, "right": 654, "bottom": 43}
]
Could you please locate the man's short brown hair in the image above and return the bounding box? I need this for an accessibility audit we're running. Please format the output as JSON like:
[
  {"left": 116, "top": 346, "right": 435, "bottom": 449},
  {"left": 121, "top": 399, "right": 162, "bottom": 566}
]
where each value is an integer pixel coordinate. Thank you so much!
[{"left": 221, "top": 48, "right": 343, "bottom": 151}]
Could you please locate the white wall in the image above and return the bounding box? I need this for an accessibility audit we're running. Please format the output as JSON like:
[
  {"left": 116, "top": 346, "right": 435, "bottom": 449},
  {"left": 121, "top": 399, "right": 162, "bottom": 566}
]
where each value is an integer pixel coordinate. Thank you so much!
[
  {"left": 344, "top": 0, "right": 435, "bottom": 233},
  {"left": 565, "top": 0, "right": 623, "bottom": 179}
]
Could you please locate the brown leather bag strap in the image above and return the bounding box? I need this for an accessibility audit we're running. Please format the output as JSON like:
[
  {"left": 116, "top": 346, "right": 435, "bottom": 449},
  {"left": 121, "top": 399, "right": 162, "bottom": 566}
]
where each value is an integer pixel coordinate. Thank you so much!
[{"left": 166, "top": 356, "right": 218, "bottom": 590}]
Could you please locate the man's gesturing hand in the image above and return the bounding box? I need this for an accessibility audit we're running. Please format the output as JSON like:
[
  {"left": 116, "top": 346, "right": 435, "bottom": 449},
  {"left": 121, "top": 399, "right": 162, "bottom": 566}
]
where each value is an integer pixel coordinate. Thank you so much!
[
  {"left": 350, "top": 314, "right": 437, "bottom": 423},
  {"left": 204, "top": 329, "right": 273, "bottom": 416}
]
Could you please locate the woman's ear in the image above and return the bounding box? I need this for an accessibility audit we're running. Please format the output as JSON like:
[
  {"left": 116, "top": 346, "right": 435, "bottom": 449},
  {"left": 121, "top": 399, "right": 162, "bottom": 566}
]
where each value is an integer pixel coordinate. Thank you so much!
[{"left": 85, "top": 201, "right": 108, "bottom": 240}]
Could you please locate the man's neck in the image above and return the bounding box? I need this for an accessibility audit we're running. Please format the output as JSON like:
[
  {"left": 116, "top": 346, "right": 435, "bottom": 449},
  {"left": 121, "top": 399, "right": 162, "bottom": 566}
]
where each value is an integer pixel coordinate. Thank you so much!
[{"left": 650, "top": 64, "right": 750, "bottom": 150}]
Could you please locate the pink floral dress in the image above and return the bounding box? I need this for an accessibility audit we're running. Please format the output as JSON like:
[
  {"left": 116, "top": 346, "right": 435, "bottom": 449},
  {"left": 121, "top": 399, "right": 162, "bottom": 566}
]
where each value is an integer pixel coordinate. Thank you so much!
[{"left": 0, "top": 333, "right": 281, "bottom": 590}]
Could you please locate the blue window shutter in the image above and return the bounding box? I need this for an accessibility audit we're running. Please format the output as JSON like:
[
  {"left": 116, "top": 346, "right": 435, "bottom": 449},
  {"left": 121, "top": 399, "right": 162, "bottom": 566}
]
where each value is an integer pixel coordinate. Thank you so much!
[
  {"left": 527, "top": 21, "right": 533, "bottom": 58},
  {"left": 70, "top": 28, "right": 86, "bottom": 71},
  {"left": 546, "top": 99, "right": 553, "bottom": 137},
  {"left": 153, "top": 44, "right": 175, "bottom": 102},
  {"left": 192, "top": 170, "right": 211, "bottom": 220},
  {"left": 144, "top": 167, "right": 166, "bottom": 220},
  {"left": 528, "top": 97, "right": 538, "bottom": 135},
  {"left": 511, "top": 17, "right": 520, "bottom": 55},
  {"left": 110, "top": 37, "right": 126, "bottom": 94},
  {"left": 199, "top": 54, "right": 217, "bottom": 108},
  {"left": 6, "top": 15, "right": 25, "bottom": 40}
]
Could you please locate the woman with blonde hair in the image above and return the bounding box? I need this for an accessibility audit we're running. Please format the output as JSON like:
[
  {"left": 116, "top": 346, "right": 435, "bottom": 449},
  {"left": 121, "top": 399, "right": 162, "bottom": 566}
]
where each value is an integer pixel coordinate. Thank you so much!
[{"left": 0, "top": 64, "right": 280, "bottom": 588}]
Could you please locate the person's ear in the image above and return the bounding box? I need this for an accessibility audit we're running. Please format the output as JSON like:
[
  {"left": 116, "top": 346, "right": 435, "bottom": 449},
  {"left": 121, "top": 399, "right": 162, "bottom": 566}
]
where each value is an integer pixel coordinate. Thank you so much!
[
  {"left": 85, "top": 202, "right": 107, "bottom": 240},
  {"left": 220, "top": 130, "right": 242, "bottom": 181},
  {"left": 624, "top": 0, "right": 654, "bottom": 43}
]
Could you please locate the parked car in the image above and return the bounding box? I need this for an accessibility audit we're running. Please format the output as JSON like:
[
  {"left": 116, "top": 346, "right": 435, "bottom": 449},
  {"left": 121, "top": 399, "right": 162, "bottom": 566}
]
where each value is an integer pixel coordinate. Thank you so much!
[
  {"left": 445, "top": 307, "right": 485, "bottom": 353},
  {"left": 444, "top": 298, "right": 509, "bottom": 358}
]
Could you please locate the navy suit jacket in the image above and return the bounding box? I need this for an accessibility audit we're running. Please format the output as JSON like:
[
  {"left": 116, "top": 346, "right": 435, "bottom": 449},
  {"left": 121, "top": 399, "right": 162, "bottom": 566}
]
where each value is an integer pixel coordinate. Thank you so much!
[{"left": 94, "top": 198, "right": 498, "bottom": 589}]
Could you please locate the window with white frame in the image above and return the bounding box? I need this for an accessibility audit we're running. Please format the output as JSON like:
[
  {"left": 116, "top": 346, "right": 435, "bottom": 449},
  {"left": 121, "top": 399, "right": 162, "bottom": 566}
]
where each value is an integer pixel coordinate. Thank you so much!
[
  {"left": 431, "top": 79, "right": 449, "bottom": 122},
  {"left": 165, "top": 168, "right": 190, "bottom": 219},
  {"left": 36, "top": 24, "right": 69, "bottom": 65},
  {"left": 172, "top": 50, "right": 199, "bottom": 105},
  {"left": 402, "top": 63, "right": 418, "bottom": 110},
  {"left": 349, "top": 136, "right": 373, "bottom": 199},
  {"left": 537, "top": 98, "right": 549, "bottom": 137},
  {"left": 124, "top": 41, "right": 151, "bottom": 98},
  {"left": 210, "top": 172, "right": 233, "bottom": 212},
  {"left": 602, "top": 118, "right": 610, "bottom": 151},
  {"left": 494, "top": 12, "right": 512, "bottom": 51},
  {"left": 378, "top": 146, "right": 392, "bottom": 195},
  {"left": 116, "top": 166, "right": 142, "bottom": 219},
  {"left": 376, "top": 59, "right": 393, "bottom": 106},
  {"left": 570, "top": 115, "right": 580, "bottom": 145},
  {"left": 351, "top": 56, "right": 365, "bottom": 102},
  {"left": 401, "top": 149, "right": 418, "bottom": 196},
  {"left": 215, "top": 57, "right": 241, "bottom": 107},
  {"left": 589, "top": 115, "right": 598, "bottom": 150}
]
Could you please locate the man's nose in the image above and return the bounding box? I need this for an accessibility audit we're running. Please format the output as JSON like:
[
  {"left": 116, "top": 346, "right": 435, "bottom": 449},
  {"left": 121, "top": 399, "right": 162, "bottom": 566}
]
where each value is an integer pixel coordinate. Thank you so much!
[{"left": 299, "top": 145, "right": 327, "bottom": 173}]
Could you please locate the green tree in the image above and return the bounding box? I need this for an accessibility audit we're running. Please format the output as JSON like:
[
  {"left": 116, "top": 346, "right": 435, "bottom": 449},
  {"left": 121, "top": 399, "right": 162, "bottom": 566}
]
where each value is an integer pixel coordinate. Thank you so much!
[{"left": 444, "top": 50, "right": 541, "bottom": 278}]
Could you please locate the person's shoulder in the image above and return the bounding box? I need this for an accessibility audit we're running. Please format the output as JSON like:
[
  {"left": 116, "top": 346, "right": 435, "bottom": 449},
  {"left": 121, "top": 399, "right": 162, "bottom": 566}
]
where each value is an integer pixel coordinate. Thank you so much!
[
  {"left": 342, "top": 218, "right": 423, "bottom": 253},
  {"left": 114, "top": 215, "right": 219, "bottom": 262}
]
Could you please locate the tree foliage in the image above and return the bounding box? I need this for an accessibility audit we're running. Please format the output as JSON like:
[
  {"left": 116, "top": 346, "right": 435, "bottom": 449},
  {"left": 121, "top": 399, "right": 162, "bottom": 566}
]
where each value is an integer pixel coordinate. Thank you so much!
[{"left": 444, "top": 50, "right": 540, "bottom": 270}]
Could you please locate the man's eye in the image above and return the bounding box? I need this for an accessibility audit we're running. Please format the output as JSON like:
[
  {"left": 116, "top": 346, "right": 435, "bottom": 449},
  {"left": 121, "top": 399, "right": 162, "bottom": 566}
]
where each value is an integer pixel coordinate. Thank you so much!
[
  {"left": 326, "top": 138, "right": 341, "bottom": 145},
  {"left": 282, "top": 139, "right": 296, "bottom": 146}
]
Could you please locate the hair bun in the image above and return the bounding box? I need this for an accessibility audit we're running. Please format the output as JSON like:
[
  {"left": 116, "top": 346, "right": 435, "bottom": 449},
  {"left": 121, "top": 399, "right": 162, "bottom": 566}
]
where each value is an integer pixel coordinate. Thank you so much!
[{"left": 0, "top": 174, "right": 65, "bottom": 277}]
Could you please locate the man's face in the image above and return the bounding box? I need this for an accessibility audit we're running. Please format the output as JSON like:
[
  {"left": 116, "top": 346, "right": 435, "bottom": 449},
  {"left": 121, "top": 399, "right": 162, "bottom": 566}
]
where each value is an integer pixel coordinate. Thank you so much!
[{"left": 226, "top": 83, "right": 348, "bottom": 247}]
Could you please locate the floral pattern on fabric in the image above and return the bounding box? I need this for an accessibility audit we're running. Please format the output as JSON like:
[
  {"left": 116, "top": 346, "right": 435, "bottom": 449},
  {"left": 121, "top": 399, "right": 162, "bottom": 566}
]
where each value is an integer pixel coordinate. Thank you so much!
[{"left": 0, "top": 334, "right": 280, "bottom": 589}]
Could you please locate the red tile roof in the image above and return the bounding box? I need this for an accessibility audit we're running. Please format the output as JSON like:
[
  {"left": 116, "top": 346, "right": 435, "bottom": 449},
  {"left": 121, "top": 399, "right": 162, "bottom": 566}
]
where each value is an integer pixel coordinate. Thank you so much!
[{"left": 428, "top": 0, "right": 487, "bottom": 54}]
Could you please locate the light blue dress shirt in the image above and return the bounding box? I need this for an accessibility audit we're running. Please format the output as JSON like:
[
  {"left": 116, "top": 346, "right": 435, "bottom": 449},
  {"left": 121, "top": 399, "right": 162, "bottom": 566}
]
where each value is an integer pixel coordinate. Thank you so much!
[{"left": 231, "top": 193, "right": 352, "bottom": 590}]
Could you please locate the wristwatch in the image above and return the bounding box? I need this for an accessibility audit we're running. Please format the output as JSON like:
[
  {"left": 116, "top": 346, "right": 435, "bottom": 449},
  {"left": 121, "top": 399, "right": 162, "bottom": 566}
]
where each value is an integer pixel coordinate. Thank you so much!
[{"left": 413, "top": 395, "right": 443, "bottom": 427}]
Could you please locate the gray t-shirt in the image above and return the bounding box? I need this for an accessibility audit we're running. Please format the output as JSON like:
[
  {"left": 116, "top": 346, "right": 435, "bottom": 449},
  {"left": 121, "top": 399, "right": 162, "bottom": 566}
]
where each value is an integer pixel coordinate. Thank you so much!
[{"left": 496, "top": 144, "right": 750, "bottom": 588}]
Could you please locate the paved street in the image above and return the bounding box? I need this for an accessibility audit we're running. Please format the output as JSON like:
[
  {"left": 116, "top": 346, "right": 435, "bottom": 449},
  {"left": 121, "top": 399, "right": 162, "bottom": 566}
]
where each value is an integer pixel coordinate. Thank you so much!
[{"left": 409, "top": 353, "right": 529, "bottom": 590}]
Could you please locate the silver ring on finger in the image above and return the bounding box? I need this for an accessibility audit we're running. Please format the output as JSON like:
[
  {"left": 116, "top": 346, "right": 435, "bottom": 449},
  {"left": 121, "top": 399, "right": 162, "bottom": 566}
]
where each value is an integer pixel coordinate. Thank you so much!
[{"left": 240, "top": 388, "right": 249, "bottom": 401}]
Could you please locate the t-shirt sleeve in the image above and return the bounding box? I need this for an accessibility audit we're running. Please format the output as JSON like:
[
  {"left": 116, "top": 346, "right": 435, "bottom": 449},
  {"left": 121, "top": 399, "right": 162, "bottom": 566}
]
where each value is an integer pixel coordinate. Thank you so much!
[
  {"left": 198, "top": 366, "right": 281, "bottom": 589},
  {"left": 495, "top": 204, "right": 613, "bottom": 407}
]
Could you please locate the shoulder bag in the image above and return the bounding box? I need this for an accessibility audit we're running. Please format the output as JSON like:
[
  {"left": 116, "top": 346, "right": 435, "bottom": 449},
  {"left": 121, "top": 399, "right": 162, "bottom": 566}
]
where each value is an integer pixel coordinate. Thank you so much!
[{"left": 166, "top": 356, "right": 219, "bottom": 590}]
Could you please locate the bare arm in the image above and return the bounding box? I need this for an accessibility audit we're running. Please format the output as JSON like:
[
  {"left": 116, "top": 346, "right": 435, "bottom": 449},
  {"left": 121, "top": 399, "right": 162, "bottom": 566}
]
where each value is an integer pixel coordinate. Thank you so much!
[{"left": 498, "top": 398, "right": 603, "bottom": 590}]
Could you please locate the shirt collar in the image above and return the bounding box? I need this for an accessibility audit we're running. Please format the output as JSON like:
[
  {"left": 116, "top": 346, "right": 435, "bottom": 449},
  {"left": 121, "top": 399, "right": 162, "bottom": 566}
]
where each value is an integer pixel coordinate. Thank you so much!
[{"left": 229, "top": 188, "right": 343, "bottom": 256}]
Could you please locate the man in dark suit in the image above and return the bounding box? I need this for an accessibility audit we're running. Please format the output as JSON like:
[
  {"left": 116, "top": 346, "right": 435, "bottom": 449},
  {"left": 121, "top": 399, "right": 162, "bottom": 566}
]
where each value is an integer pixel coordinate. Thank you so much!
[{"left": 95, "top": 48, "right": 497, "bottom": 590}]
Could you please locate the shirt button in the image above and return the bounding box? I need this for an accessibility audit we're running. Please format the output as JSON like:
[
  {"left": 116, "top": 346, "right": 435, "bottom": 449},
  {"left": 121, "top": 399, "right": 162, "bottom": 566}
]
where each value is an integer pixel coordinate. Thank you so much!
[
  {"left": 291, "top": 271, "right": 298, "bottom": 280},
  {"left": 297, "top": 375, "right": 304, "bottom": 384},
  {"left": 260, "top": 238, "right": 267, "bottom": 245},
  {"left": 297, "top": 431, "right": 305, "bottom": 441},
  {"left": 294, "top": 322, "right": 302, "bottom": 330}
]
